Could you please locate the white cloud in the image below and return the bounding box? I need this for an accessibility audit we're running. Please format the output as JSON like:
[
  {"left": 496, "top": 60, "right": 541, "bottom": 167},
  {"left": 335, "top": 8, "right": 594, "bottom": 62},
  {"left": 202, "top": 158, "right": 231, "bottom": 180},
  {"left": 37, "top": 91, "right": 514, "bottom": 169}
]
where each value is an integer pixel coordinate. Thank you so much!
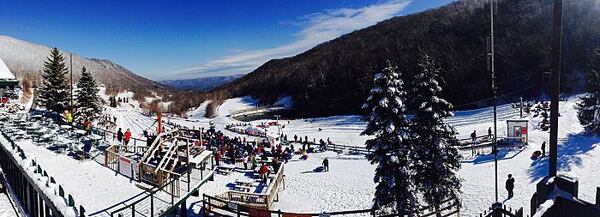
[{"left": 168, "top": 0, "right": 411, "bottom": 80}]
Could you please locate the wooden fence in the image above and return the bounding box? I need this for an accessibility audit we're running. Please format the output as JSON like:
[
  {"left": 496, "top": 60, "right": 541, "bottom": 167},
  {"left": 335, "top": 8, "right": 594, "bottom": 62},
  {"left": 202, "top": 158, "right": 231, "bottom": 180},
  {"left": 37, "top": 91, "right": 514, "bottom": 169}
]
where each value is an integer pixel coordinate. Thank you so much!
[{"left": 203, "top": 193, "right": 460, "bottom": 217}]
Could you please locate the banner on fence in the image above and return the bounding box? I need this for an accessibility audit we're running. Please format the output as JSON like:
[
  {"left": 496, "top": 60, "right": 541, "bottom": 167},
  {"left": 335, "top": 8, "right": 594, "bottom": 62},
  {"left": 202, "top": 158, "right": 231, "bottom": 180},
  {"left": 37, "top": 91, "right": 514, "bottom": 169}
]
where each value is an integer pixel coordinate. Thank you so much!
[
  {"left": 119, "top": 157, "right": 133, "bottom": 178},
  {"left": 248, "top": 208, "right": 271, "bottom": 217}
]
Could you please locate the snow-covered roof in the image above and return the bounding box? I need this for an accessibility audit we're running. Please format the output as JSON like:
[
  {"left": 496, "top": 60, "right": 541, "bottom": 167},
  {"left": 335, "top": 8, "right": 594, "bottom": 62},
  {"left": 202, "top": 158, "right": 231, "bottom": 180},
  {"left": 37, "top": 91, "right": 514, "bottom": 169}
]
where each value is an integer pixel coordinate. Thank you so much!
[{"left": 0, "top": 57, "right": 16, "bottom": 80}]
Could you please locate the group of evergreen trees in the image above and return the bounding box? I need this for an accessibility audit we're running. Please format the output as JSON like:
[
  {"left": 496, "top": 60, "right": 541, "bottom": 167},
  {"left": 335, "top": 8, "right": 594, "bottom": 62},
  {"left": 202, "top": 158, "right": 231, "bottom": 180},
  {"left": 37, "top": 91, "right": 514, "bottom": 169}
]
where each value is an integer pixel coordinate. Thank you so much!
[
  {"left": 577, "top": 48, "right": 600, "bottom": 134},
  {"left": 362, "top": 54, "right": 461, "bottom": 215},
  {"left": 38, "top": 48, "right": 102, "bottom": 123}
]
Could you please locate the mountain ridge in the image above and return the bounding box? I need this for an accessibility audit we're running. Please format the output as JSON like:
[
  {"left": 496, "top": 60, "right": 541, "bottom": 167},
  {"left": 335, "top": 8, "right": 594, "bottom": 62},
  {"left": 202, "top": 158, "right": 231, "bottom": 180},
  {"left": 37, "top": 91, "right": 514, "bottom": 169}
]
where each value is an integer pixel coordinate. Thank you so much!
[
  {"left": 161, "top": 74, "right": 243, "bottom": 91},
  {"left": 210, "top": 0, "right": 599, "bottom": 116},
  {"left": 0, "top": 35, "right": 170, "bottom": 96}
]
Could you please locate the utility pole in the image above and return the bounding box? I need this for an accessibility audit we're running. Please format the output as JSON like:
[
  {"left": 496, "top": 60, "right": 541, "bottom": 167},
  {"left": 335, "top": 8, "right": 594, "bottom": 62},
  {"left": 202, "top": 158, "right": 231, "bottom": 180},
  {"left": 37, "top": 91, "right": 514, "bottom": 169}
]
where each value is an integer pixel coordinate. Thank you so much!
[
  {"left": 488, "top": 0, "right": 499, "bottom": 204},
  {"left": 274, "top": 114, "right": 281, "bottom": 137},
  {"left": 549, "top": 0, "right": 563, "bottom": 177},
  {"left": 520, "top": 97, "right": 523, "bottom": 118}
]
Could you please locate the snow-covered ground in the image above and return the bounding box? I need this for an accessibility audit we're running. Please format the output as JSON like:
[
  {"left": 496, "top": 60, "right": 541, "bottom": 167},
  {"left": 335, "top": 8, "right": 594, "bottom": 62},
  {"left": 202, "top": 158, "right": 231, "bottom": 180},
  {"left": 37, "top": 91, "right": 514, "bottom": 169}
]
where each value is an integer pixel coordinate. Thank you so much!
[
  {"left": 106, "top": 108, "right": 157, "bottom": 138},
  {"left": 5, "top": 92, "right": 596, "bottom": 217},
  {"left": 272, "top": 152, "right": 375, "bottom": 213},
  {"left": 460, "top": 97, "right": 600, "bottom": 215},
  {"left": 0, "top": 134, "right": 145, "bottom": 214},
  {"left": 174, "top": 96, "right": 598, "bottom": 216},
  {"left": 0, "top": 192, "right": 18, "bottom": 217}
]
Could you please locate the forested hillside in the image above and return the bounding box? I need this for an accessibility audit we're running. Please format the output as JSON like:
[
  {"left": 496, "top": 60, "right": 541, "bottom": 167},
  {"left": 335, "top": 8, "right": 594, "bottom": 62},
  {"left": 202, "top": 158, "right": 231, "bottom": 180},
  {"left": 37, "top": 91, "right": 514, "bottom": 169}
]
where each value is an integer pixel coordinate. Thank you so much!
[{"left": 211, "top": 0, "right": 600, "bottom": 116}]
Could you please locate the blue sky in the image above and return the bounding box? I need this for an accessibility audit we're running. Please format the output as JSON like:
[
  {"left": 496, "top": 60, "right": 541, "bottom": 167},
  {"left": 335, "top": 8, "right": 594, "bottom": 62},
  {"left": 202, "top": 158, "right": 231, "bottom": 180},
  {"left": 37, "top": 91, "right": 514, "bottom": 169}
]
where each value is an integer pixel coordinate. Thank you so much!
[{"left": 0, "top": 0, "right": 455, "bottom": 80}]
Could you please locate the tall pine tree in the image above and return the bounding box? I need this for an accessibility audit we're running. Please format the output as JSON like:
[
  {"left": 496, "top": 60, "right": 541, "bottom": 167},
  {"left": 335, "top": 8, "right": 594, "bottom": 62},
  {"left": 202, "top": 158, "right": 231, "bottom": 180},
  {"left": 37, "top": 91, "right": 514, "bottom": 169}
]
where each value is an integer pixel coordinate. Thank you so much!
[
  {"left": 39, "top": 48, "right": 70, "bottom": 113},
  {"left": 361, "top": 61, "right": 418, "bottom": 215},
  {"left": 410, "top": 53, "right": 461, "bottom": 209},
  {"left": 578, "top": 48, "right": 600, "bottom": 133},
  {"left": 74, "top": 67, "right": 102, "bottom": 123}
]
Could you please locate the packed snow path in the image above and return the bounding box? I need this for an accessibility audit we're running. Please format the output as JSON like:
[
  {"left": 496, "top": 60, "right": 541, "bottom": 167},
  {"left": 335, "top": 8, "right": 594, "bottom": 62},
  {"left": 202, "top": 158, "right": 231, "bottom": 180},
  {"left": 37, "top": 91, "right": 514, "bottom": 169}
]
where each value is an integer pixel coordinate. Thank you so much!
[{"left": 107, "top": 108, "right": 157, "bottom": 138}]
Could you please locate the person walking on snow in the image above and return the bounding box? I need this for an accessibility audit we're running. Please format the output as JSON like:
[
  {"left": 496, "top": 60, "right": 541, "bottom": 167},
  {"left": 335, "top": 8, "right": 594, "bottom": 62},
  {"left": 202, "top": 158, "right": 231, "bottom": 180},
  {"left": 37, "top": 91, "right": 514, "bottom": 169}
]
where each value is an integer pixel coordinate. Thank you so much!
[
  {"left": 488, "top": 127, "right": 492, "bottom": 139},
  {"left": 541, "top": 141, "right": 546, "bottom": 157},
  {"left": 506, "top": 174, "right": 515, "bottom": 198},
  {"left": 215, "top": 151, "right": 221, "bottom": 166},
  {"left": 124, "top": 129, "right": 132, "bottom": 145},
  {"left": 470, "top": 130, "right": 477, "bottom": 155},
  {"left": 117, "top": 128, "right": 123, "bottom": 144},
  {"left": 322, "top": 157, "right": 329, "bottom": 172},
  {"left": 260, "top": 163, "right": 270, "bottom": 183}
]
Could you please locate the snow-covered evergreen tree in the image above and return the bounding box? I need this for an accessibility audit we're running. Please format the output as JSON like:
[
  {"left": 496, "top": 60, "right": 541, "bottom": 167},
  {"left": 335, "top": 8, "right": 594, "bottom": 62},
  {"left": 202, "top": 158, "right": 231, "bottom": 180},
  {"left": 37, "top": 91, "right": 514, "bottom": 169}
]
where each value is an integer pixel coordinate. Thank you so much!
[
  {"left": 578, "top": 48, "right": 600, "bottom": 133},
  {"left": 361, "top": 60, "right": 418, "bottom": 215},
  {"left": 38, "top": 48, "right": 70, "bottom": 113},
  {"left": 410, "top": 53, "right": 461, "bottom": 209},
  {"left": 74, "top": 67, "right": 102, "bottom": 123}
]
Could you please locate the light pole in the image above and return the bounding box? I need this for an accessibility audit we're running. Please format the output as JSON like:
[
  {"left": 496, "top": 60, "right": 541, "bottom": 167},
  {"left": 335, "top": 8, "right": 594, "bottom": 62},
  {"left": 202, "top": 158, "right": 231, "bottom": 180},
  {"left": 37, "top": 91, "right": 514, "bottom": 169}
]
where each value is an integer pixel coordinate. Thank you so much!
[
  {"left": 274, "top": 114, "right": 282, "bottom": 137},
  {"left": 549, "top": 0, "right": 563, "bottom": 177},
  {"left": 488, "top": 0, "right": 499, "bottom": 203}
]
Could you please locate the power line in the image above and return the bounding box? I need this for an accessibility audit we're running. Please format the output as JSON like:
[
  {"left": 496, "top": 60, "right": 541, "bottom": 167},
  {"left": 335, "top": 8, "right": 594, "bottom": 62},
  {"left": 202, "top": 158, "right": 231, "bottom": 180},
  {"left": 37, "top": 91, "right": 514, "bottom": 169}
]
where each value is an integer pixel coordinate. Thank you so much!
[{"left": 452, "top": 82, "right": 539, "bottom": 109}]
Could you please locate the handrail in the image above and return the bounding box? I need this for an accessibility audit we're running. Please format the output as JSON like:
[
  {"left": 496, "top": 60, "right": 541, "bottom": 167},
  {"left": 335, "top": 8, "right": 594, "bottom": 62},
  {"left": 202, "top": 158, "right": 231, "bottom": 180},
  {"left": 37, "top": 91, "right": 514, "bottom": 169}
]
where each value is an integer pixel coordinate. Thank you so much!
[
  {"left": 155, "top": 141, "right": 177, "bottom": 172},
  {"left": 158, "top": 171, "right": 215, "bottom": 216},
  {"left": 0, "top": 129, "right": 76, "bottom": 217},
  {"left": 109, "top": 172, "right": 181, "bottom": 216},
  {"left": 204, "top": 193, "right": 459, "bottom": 216}
]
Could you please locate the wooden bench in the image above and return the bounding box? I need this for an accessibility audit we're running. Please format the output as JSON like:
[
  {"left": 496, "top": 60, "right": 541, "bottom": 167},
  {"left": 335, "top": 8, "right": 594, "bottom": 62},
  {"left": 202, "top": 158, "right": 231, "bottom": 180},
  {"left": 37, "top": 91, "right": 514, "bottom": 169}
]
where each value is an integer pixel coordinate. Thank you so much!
[{"left": 233, "top": 185, "right": 252, "bottom": 192}]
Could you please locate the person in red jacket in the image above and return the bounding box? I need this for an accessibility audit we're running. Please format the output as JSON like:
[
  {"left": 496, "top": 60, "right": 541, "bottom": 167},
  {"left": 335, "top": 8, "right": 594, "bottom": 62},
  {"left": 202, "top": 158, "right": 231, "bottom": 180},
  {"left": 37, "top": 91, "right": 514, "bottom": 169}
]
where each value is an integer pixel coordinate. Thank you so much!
[
  {"left": 260, "top": 163, "right": 270, "bottom": 183},
  {"left": 215, "top": 151, "right": 221, "bottom": 166},
  {"left": 124, "top": 129, "right": 132, "bottom": 145}
]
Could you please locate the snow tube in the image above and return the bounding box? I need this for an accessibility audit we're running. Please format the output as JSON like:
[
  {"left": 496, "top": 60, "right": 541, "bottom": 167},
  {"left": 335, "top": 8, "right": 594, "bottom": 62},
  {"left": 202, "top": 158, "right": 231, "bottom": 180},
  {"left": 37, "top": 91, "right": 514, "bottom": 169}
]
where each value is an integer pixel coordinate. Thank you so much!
[{"left": 531, "top": 150, "right": 542, "bottom": 159}]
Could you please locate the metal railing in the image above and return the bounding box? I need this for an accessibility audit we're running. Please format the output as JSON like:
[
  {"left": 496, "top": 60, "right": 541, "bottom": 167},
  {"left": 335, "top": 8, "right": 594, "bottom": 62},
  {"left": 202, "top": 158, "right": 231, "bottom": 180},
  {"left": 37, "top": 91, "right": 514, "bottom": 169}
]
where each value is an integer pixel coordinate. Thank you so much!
[
  {"left": 109, "top": 173, "right": 181, "bottom": 217},
  {"left": 0, "top": 129, "right": 84, "bottom": 217}
]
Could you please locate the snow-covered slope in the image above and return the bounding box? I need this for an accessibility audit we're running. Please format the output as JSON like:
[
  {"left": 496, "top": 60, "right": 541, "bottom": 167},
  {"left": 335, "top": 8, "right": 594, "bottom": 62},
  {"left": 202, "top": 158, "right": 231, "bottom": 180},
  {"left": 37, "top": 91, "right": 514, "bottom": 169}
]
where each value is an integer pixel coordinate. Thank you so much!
[
  {"left": 97, "top": 95, "right": 599, "bottom": 216},
  {"left": 0, "top": 35, "right": 168, "bottom": 92}
]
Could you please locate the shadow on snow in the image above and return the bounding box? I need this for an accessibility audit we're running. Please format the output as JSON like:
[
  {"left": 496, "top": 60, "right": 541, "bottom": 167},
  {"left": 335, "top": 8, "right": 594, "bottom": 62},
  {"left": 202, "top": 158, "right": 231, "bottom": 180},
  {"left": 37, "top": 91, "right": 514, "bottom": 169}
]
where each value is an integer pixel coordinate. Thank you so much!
[{"left": 528, "top": 133, "right": 600, "bottom": 182}]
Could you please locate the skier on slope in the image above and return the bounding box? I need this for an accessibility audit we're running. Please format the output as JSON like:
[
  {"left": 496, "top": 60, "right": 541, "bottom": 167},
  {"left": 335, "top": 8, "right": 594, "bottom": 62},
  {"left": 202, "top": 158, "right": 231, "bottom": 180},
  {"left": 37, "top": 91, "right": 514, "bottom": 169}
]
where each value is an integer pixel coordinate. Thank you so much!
[{"left": 322, "top": 157, "right": 329, "bottom": 172}]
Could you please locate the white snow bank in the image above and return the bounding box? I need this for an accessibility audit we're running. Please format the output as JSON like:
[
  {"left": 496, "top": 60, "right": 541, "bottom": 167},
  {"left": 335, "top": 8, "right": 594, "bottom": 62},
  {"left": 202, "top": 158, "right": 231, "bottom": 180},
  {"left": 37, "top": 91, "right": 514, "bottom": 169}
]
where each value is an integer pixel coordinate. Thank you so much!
[
  {"left": 217, "top": 96, "right": 258, "bottom": 117},
  {"left": 0, "top": 57, "right": 16, "bottom": 80},
  {"left": 0, "top": 192, "right": 17, "bottom": 217}
]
